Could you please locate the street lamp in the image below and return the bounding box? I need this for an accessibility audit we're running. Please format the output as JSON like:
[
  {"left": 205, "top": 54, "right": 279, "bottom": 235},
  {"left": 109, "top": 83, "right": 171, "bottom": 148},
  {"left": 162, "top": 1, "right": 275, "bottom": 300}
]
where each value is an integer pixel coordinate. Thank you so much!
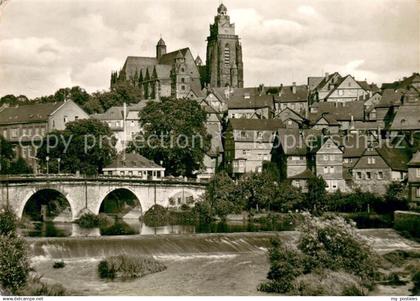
[
  {"left": 57, "top": 158, "right": 61, "bottom": 174},
  {"left": 46, "top": 156, "right": 50, "bottom": 175}
]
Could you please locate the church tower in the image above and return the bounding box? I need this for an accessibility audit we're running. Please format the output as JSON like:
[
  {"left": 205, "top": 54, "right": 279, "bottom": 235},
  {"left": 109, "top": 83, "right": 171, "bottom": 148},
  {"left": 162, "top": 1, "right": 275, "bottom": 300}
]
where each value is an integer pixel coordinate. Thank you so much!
[
  {"left": 156, "top": 37, "right": 167, "bottom": 60},
  {"left": 206, "top": 3, "right": 244, "bottom": 88}
]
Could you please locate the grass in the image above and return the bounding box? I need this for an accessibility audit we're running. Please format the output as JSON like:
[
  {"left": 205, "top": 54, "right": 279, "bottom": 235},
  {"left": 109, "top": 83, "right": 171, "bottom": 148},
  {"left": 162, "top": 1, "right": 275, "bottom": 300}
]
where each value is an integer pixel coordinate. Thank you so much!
[{"left": 98, "top": 255, "right": 166, "bottom": 280}]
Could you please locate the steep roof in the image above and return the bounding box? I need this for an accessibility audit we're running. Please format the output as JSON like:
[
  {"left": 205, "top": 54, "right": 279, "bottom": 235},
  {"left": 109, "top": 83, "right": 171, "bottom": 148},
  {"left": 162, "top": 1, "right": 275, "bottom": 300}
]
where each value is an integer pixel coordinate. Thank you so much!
[
  {"left": 381, "top": 73, "right": 420, "bottom": 90},
  {"left": 0, "top": 102, "right": 64, "bottom": 125},
  {"left": 275, "top": 85, "right": 308, "bottom": 103},
  {"left": 229, "top": 118, "right": 284, "bottom": 131},
  {"left": 92, "top": 106, "right": 124, "bottom": 121},
  {"left": 104, "top": 153, "right": 164, "bottom": 169},
  {"left": 390, "top": 104, "right": 420, "bottom": 131},
  {"left": 375, "top": 89, "right": 403, "bottom": 108},
  {"left": 158, "top": 48, "right": 190, "bottom": 65},
  {"left": 408, "top": 151, "right": 420, "bottom": 166},
  {"left": 377, "top": 146, "right": 411, "bottom": 171},
  {"left": 123, "top": 56, "right": 157, "bottom": 79},
  {"left": 275, "top": 128, "right": 308, "bottom": 155},
  {"left": 289, "top": 168, "right": 314, "bottom": 179},
  {"left": 308, "top": 101, "right": 365, "bottom": 124},
  {"left": 228, "top": 95, "right": 274, "bottom": 109}
]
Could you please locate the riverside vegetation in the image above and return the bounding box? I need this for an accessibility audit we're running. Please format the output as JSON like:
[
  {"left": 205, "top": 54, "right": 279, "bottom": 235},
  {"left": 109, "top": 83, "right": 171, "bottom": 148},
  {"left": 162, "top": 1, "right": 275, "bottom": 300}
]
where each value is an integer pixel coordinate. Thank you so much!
[{"left": 0, "top": 209, "right": 66, "bottom": 295}]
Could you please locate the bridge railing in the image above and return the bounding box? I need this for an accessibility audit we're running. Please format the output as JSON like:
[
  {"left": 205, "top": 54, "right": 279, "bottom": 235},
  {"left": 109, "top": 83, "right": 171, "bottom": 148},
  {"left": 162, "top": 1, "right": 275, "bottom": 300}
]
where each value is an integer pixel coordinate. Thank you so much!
[{"left": 0, "top": 173, "right": 210, "bottom": 184}]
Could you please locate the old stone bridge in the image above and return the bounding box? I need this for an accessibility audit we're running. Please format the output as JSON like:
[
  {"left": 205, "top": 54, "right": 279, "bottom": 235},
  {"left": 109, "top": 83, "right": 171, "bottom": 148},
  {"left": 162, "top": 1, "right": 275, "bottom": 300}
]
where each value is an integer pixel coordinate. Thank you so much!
[{"left": 0, "top": 176, "right": 207, "bottom": 221}]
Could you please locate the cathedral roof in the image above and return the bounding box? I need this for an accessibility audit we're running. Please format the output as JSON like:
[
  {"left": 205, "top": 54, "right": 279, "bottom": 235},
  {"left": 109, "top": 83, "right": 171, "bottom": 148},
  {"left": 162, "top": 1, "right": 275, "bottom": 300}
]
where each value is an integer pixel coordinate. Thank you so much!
[
  {"left": 158, "top": 48, "right": 189, "bottom": 65},
  {"left": 123, "top": 56, "right": 157, "bottom": 79}
]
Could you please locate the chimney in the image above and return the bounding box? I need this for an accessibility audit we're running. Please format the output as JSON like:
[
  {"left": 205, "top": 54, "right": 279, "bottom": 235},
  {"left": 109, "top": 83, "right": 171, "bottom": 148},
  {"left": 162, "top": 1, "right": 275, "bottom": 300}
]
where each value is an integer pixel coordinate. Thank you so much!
[
  {"left": 292, "top": 82, "right": 296, "bottom": 94},
  {"left": 325, "top": 72, "right": 329, "bottom": 79}
]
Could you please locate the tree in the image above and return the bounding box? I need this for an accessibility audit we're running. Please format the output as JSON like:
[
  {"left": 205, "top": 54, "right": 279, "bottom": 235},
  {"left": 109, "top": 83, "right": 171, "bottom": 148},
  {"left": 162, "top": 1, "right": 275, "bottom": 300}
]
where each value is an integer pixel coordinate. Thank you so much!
[
  {"left": 272, "top": 182, "right": 305, "bottom": 212},
  {"left": 130, "top": 98, "right": 211, "bottom": 177},
  {"left": 307, "top": 175, "right": 327, "bottom": 215},
  {"left": 0, "top": 135, "right": 14, "bottom": 174},
  {"left": 0, "top": 136, "right": 32, "bottom": 175},
  {"left": 204, "top": 172, "right": 237, "bottom": 220},
  {"left": 37, "top": 119, "right": 117, "bottom": 175},
  {"left": 382, "top": 182, "right": 408, "bottom": 213},
  {"left": 236, "top": 172, "right": 278, "bottom": 212}
]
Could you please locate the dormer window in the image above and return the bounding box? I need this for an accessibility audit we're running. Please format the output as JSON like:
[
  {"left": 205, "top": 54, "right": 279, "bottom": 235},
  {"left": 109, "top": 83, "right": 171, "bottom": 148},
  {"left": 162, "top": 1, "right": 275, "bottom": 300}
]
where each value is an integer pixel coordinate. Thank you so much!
[{"left": 401, "top": 119, "right": 407, "bottom": 125}]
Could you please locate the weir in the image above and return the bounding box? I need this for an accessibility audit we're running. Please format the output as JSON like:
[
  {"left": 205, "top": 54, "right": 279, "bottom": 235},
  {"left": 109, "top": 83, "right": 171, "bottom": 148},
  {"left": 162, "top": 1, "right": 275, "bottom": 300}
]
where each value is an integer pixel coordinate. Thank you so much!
[{"left": 27, "top": 232, "right": 299, "bottom": 259}]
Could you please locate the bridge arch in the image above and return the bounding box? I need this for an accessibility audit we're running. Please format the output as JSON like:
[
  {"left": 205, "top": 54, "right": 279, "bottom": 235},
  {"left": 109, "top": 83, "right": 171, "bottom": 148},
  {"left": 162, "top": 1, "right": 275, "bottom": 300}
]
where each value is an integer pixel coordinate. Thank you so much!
[
  {"left": 94, "top": 187, "right": 144, "bottom": 217},
  {"left": 18, "top": 187, "right": 76, "bottom": 221}
]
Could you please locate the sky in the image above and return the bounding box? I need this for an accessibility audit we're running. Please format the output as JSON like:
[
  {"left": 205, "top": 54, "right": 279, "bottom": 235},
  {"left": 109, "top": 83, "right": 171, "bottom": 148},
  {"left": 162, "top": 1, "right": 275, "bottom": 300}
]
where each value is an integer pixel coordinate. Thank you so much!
[{"left": 0, "top": 0, "right": 418, "bottom": 98}]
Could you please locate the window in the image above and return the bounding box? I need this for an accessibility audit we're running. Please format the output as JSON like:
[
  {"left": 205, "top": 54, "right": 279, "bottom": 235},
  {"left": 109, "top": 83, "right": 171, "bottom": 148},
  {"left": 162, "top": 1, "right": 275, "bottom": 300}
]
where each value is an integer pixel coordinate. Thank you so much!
[
  {"left": 128, "top": 171, "right": 133, "bottom": 176},
  {"left": 324, "top": 166, "right": 329, "bottom": 174},
  {"left": 344, "top": 158, "right": 349, "bottom": 164},
  {"left": 330, "top": 155, "right": 335, "bottom": 161},
  {"left": 181, "top": 68, "right": 185, "bottom": 73},
  {"left": 417, "top": 187, "right": 420, "bottom": 198},
  {"left": 224, "top": 45, "right": 230, "bottom": 66},
  {"left": 338, "top": 89, "right": 344, "bottom": 96},
  {"left": 329, "top": 166, "right": 335, "bottom": 173},
  {"left": 366, "top": 172, "right": 371, "bottom": 180},
  {"left": 120, "top": 171, "right": 125, "bottom": 176},
  {"left": 356, "top": 172, "right": 362, "bottom": 179},
  {"left": 138, "top": 171, "right": 143, "bottom": 177},
  {"left": 181, "top": 78, "right": 185, "bottom": 83},
  {"left": 11, "top": 128, "right": 18, "bottom": 138},
  {"left": 64, "top": 115, "right": 68, "bottom": 123},
  {"left": 323, "top": 155, "right": 329, "bottom": 161},
  {"left": 242, "top": 150, "right": 247, "bottom": 156},
  {"left": 181, "top": 85, "right": 185, "bottom": 91},
  {"left": 378, "top": 172, "right": 383, "bottom": 180},
  {"left": 368, "top": 157, "right": 376, "bottom": 165},
  {"left": 401, "top": 119, "right": 406, "bottom": 125},
  {"left": 417, "top": 168, "right": 420, "bottom": 177}
]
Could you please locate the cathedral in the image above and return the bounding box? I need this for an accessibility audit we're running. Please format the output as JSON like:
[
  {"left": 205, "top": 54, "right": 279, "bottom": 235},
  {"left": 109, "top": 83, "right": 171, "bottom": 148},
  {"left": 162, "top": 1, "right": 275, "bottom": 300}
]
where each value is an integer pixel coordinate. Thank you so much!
[{"left": 112, "top": 3, "right": 244, "bottom": 99}]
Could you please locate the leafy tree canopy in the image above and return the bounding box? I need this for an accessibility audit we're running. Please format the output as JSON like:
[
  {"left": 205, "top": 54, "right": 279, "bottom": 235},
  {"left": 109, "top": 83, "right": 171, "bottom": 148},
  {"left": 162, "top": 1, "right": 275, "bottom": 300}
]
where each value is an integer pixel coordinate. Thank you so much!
[
  {"left": 129, "top": 98, "right": 211, "bottom": 177},
  {"left": 36, "top": 119, "right": 117, "bottom": 175}
]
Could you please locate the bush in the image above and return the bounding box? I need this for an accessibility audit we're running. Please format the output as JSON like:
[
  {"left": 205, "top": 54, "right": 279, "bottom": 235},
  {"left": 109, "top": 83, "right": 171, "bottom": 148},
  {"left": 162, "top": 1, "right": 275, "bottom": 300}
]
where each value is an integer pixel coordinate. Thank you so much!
[
  {"left": 143, "top": 205, "right": 168, "bottom": 227},
  {"left": 394, "top": 211, "right": 420, "bottom": 238},
  {"left": 0, "top": 209, "right": 17, "bottom": 236},
  {"left": 53, "top": 261, "right": 65, "bottom": 269},
  {"left": 76, "top": 213, "right": 113, "bottom": 229},
  {"left": 17, "top": 275, "right": 66, "bottom": 296},
  {"left": 343, "top": 212, "right": 393, "bottom": 229},
  {"left": 298, "top": 214, "right": 379, "bottom": 287},
  {"left": 98, "top": 255, "right": 166, "bottom": 280},
  {"left": 412, "top": 271, "right": 420, "bottom": 296},
  {"left": 342, "top": 284, "right": 366, "bottom": 296},
  {"left": 76, "top": 213, "right": 100, "bottom": 228},
  {"left": 258, "top": 238, "right": 304, "bottom": 294},
  {"left": 0, "top": 234, "right": 30, "bottom": 293}
]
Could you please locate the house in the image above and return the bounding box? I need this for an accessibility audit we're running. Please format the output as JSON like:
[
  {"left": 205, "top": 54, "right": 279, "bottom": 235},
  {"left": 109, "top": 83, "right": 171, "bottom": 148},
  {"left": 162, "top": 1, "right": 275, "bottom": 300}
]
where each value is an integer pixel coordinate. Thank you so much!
[
  {"left": 0, "top": 100, "right": 89, "bottom": 171},
  {"left": 407, "top": 151, "right": 420, "bottom": 209},
  {"left": 322, "top": 75, "right": 369, "bottom": 103},
  {"left": 91, "top": 100, "right": 159, "bottom": 152},
  {"left": 374, "top": 89, "right": 404, "bottom": 128},
  {"left": 389, "top": 97, "right": 420, "bottom": 134},
  {"left": 289, "top": 169, "right": 314, "bottom": 193},
  {"left": 382, "top": 73, "right": 420, "bottom": 91},
  {"left": 274, "top": 83, "right": 309, "bottom": 117},
  {"left": 227, "top": 94, "right": 274, "bottom": 119},
  {"left": 308, "top": 101, "right": 365, "bottom": 132},
  {"left": 103, "top": 152, "right": 165, "bottom": 180},
  {"left": 224, "top": 119, "right": 284, "bottom": 176},
  {"left": 315, "top": 137, "right": 348, "bottom": 192},
  {"left": 309, "top": 73, "right": 372, "bottom": 103},
  {"left": 197, "top": 105, "right": 224, "bottom": 180},
  {"left": 352, "top": 145, "right": 410, "bottom": 195}
]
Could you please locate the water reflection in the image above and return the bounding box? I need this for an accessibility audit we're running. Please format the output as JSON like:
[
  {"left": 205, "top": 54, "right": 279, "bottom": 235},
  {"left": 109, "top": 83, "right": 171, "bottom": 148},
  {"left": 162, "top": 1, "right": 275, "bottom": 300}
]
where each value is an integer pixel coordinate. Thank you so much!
[{"left": 20, "top": 219, "right": 275, "bottom": 238}]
